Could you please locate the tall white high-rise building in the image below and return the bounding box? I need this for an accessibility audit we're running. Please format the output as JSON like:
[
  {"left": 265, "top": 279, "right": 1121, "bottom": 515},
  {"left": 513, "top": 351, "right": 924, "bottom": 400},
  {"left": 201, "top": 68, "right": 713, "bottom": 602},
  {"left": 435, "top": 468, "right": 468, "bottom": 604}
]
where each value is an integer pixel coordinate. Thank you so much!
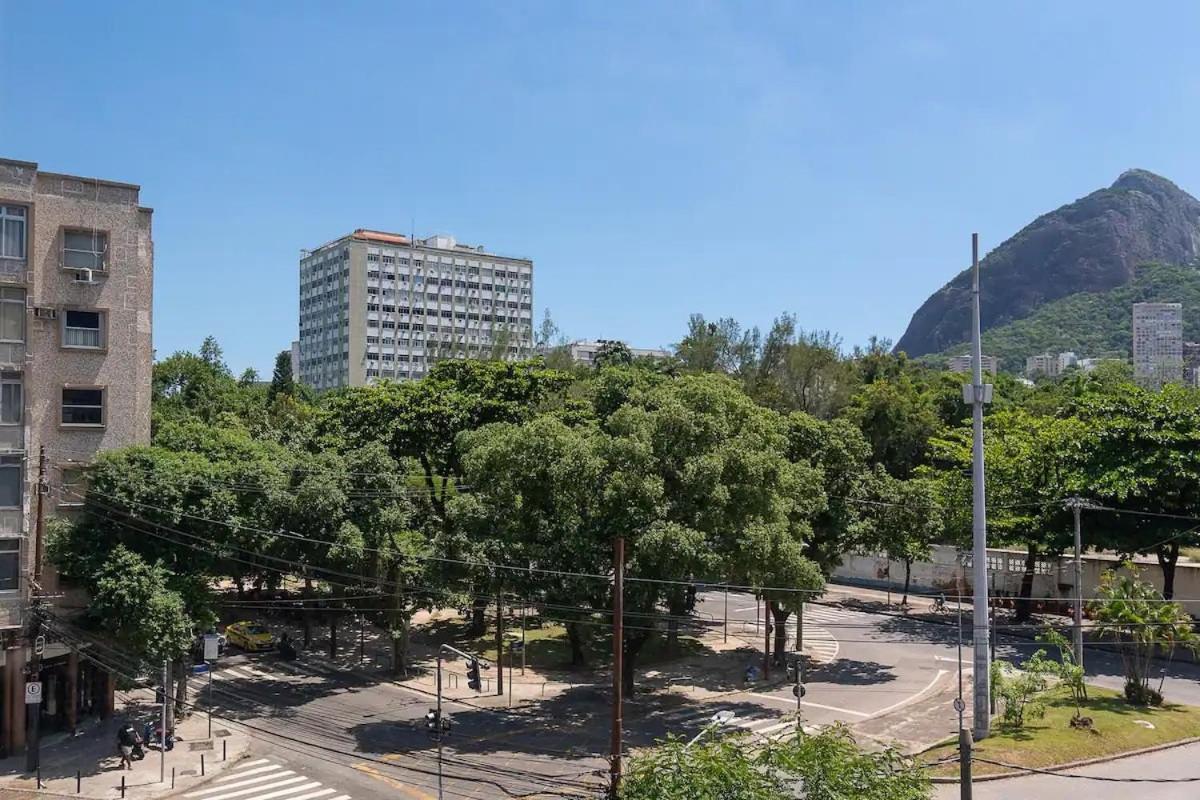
[
  {"left": 1132, "top": 302, "right": 1183, "bottom": 387},
  {"left": 298, "top": 230, "right": 534, "bottom": 390}
]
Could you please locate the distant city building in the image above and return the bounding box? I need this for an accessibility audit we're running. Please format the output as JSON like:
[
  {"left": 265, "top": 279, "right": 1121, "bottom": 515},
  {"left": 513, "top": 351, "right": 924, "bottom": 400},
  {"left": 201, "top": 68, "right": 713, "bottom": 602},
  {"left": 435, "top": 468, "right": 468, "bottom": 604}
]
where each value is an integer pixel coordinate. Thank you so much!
[
  {"left": 948, "top": 354, "right": 998, "bottom": 375},
  {"left": 568, "top": 339, "right": 671, "bottom": 366},
  {"left": 1184, "top": 341, "right": 1200, "bottom": 387},
  {"left": 1025, "top": 351, "right": 1078, "bottom": 379},
  {"left": 290, "top": 339, "right": 300, "bottom": 378},
  {"left": 1132, "top": 302, "right": 1183, "bottom": 387},
  {"left": 298, "top": 230, "right": 534, "bottom": 390}
]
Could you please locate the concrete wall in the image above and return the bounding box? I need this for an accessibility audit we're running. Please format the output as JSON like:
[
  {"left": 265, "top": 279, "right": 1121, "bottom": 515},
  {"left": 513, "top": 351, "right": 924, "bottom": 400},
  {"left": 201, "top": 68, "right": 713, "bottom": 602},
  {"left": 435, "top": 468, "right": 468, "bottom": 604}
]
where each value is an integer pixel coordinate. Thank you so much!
[{"left": 833, "top": 545, "right": 1200, "bottom": 618}]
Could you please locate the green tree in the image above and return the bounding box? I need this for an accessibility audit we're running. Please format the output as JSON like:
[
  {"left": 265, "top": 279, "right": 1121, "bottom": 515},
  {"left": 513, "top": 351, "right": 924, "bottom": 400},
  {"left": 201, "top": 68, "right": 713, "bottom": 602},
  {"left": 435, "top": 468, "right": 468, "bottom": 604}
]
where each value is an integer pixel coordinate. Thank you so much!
[
  {"left": 848, "top": 376, "right": 941, "bottom": 479},
  {"left": 865, "top": 470, "right": 943, "bottom": 606},
  {"left": 594, "top": 340, "right": 634, "bottom": 368},
  {"left": 269, "top": 349, "right": 296, "bottom": 400},
  {"left": 87, "top": 546, "right": 195, "bottom": 667},
  {"left": 1090, "top": 563, "right": 1198, "bottom": 705}
]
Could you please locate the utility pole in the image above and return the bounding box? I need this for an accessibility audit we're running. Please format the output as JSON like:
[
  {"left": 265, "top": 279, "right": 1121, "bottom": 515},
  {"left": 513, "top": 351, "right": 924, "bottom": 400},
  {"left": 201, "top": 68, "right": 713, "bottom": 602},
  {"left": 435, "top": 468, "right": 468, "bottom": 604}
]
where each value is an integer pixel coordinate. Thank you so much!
[
  {"left": 762, "top": 599, "right": 771, "bottom": 679},
  {"left": 160, "top": 660, "right": 168, "bottom": 783},
  {"left": 963, "top": 232, "right": 993, "bottom": 740},
  {"left": 494, "top": 590, "right": 503, "bottom": 697},
  {"left": 26, "top": 446, "right": 48, "bottom": 773},
  {"left": 1066, "top": 498, "right": 1086, "bottom": 669},
  {"left": 956, "top": 597, "right": 971, "bottom": 798},
  {"left": 609, "top": 537, "right": 624, "bottom": 799}
]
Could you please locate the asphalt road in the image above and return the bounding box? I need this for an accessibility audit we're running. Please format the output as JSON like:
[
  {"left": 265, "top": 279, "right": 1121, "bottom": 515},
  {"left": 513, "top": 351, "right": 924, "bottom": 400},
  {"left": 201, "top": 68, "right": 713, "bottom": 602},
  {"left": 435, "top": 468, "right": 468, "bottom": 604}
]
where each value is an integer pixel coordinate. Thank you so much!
[{"left": 190, "top": 587, "right": 1200, "bottom": 799}]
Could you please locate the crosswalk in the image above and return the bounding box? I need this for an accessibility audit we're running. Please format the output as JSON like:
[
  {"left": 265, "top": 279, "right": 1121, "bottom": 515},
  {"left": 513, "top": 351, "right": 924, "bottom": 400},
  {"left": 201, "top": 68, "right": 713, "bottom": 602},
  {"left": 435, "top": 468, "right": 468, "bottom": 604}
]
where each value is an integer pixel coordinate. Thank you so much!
[
  {"left": 184, "top": 758, "right": 350, "bottom": 800},
  {"left": 800, "top": 605, "right": 846, "bottom": 663},
  {"left": 211, "top": 658, "right": 342, "bottom": 685}
]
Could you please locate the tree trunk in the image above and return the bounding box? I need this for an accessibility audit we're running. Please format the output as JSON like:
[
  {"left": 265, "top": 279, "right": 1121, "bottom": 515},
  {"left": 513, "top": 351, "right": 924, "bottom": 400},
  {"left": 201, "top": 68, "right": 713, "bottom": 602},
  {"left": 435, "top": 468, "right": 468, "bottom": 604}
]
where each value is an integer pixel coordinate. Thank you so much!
[
  {"left": 566, "top": 621, "right": 588, "bottom": 668},
  {"left": 390, "top": 575, "right": 409, "bottom": 677},
  {"left": 1015, "top": 547, "right": 1038, "bottom": 622},
  {"left": 902, "top": 559, "right": 912, "bottom": 606},
  {"left": 172, "top": 661, "right": 187, "bottom": 723},
  {"left": 622, "top": 631, "right": 650, "bottom": 696},
  {"left": 302, "top": 576, "right": 312, "bottom": 648},
  {"left": 1157, "top": 542, "right": 1180, "bottom": 600},
  {"left": 769, "top": 601, "right": 791, "bottom": 663},
  {"left": 469, "top": 594, "right": 488, "bottom": 637},
  {"left": 329, "top": 612, "right": 338, "bottom": 658}
]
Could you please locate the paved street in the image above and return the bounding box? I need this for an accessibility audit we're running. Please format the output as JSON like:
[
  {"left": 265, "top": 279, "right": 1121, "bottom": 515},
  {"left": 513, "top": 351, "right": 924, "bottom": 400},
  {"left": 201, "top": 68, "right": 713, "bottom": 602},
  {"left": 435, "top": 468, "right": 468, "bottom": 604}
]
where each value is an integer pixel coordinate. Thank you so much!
[{"left": 174, "top": 585, "right": 1200, "bottom": 799}]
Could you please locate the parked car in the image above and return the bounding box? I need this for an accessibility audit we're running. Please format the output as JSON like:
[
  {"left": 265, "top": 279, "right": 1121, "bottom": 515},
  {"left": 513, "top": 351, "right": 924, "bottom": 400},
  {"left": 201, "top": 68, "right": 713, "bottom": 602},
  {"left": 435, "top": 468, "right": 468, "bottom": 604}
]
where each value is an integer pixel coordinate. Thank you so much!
[{"left": 224, "top": 621, "right": 277, "bottom": 652}]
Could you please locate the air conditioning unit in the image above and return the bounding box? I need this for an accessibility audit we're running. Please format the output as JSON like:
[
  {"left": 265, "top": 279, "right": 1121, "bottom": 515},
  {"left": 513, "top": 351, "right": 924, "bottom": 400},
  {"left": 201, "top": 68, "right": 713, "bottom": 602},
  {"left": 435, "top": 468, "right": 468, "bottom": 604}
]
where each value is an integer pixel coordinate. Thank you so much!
[
  {"left": 33, "top": 307, "right": 57, "bottom": 320},
  {"left": 72, "top": 269, "right": 96, "bottom": 284}
]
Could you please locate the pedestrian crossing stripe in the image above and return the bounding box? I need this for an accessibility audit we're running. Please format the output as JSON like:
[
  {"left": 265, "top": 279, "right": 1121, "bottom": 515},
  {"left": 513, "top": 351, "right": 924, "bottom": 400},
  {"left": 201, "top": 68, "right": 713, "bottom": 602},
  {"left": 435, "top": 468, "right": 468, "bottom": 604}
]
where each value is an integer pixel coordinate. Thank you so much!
[{"left": 185, "top": 759, "right": 350, "bottom": 800}]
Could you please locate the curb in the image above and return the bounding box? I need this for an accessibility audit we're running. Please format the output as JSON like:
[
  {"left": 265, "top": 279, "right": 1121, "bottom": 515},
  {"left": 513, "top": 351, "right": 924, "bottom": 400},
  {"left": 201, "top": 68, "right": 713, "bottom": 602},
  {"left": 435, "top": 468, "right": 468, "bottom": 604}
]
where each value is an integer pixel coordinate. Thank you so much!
[{"left": 927, "top": 735, "right": 1200, "bottom": 784}]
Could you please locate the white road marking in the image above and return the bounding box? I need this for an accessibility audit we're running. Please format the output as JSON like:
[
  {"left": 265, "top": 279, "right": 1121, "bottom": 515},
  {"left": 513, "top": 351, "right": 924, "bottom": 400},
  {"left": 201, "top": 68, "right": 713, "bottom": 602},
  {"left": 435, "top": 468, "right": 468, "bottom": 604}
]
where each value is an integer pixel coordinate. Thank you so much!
[
  {"left": 186, "top": 775, "right": 308, "bottom": 800},
  {"left": 746, "top": 692, "right": 869, "bottom": 717},
  {"left": 211, "top": 770, "right": 295, "bottom": 791},
  {"left": 218, "top": 765, "right": 286, "bottom": 781},
  {"left": 233, "top": 759, "right": 272, "bottom": 769},
  {"left": 286, "top": 791, "right": 338, "bottom": 800},
  {"left": 247, "top": 782, "right": 323, "bottom": 800},
  {"left": 864, "top": 669, "right": 948, "bottom": 719}
]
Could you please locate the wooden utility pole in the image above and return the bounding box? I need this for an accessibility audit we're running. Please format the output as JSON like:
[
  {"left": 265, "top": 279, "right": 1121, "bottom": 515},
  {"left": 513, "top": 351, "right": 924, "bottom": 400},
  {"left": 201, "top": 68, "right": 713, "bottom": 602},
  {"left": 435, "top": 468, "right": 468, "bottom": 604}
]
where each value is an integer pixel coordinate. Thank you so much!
[
  {"left": 32, "top": 446, "right": 46, "bottom": 585},
  {"left": 494, "top": 589, "right": 503, "bottom": 697},
  {"left": 609, "top": 537, "right": 624, "bottom": 798}
]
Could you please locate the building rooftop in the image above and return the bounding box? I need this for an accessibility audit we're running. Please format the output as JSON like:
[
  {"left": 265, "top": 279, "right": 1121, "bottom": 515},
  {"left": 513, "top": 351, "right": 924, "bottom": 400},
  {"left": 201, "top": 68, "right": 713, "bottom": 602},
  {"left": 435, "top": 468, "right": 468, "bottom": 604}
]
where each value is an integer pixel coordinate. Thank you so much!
[{"left": 307, "top": 228, "right": 530, "bottom": 262}]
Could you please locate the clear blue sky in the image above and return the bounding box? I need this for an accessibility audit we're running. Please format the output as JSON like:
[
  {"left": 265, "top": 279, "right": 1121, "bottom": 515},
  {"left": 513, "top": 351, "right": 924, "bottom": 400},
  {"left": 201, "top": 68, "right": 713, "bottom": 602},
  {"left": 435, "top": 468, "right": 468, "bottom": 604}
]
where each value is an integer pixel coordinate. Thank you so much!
[{"left": 4, "top": 2, "right": 1200, "bottom": 375}]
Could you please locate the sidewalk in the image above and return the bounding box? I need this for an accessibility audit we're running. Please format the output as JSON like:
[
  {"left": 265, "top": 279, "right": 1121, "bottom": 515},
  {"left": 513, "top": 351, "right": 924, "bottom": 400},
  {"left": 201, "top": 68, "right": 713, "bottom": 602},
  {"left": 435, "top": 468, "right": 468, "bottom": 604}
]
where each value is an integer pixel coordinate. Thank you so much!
[{"left": 0, "top": 691, "right": 251, "bottom": 799}]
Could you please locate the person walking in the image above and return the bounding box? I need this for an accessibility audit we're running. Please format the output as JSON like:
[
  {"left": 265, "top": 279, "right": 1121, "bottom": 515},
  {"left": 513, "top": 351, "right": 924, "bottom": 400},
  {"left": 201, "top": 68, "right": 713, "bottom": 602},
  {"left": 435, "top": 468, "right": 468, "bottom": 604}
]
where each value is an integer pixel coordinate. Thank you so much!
[{"left": 117, "top": 721, "right": 141, "bottom": 770}]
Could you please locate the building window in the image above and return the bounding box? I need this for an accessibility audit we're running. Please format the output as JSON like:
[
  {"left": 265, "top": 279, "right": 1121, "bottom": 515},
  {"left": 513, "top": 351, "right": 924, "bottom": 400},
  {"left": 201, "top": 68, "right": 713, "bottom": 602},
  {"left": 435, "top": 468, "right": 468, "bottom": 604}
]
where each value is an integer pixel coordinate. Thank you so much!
[
  {"left": 59, "top": 466, "right": 86, "bottom": 507},
  {"left": 0, "top": 537, "right": 18, "bottom": 592},
  {"left": 0, "top": 372, "right": 20, "bottom": 425},
  {"left": 0, "top": 455, "right": 19, "bottom": 508},
  {"left": 0, "top": 288, "right": 24, "bottom": 343},
  {"left": 61, "top": 386, "right": 104, "bottom": 426},
  {"left": 0, "top": 206, "right": 26, "bottom": 260},
  {"left": 63, "top": 230, "right": 108, "bottom": 270},
  {"left": 62, "top": 309, "right": 104, "bottom": 349}
]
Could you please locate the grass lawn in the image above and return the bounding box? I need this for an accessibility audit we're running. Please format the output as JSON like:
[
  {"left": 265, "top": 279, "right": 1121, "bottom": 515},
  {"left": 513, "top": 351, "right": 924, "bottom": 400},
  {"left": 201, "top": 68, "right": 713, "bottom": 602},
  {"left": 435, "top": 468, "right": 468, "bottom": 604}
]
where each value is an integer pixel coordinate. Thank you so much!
[
  {"left": 922, "top": 686, "right": 1200, "bottom": 776},
  {"left": 417, "top": 613, "right": 710, "bottom": 671}
]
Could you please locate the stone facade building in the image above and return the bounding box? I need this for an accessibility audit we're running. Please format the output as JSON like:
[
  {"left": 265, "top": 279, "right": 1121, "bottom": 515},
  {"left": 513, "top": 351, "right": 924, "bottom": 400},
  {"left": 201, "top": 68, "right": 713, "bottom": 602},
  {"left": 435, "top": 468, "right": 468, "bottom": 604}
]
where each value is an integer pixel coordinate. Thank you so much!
[{"left": 0, "top": 157, "right": 153, "bottom": 755}]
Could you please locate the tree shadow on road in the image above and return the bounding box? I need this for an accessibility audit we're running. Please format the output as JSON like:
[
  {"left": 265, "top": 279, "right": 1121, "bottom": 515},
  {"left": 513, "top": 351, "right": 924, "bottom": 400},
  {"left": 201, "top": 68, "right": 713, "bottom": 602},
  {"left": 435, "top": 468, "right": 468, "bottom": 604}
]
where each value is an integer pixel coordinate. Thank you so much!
[{"left": 805, "top": 658, "right": 897, "bottom": 686}]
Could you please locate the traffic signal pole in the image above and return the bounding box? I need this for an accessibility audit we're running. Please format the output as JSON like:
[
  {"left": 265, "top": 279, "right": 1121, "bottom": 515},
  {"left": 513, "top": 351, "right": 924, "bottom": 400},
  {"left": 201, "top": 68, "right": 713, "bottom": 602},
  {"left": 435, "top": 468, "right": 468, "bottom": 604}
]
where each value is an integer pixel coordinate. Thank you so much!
[{"left": 434, "top": 643, "right": 490, "bottom": 800}]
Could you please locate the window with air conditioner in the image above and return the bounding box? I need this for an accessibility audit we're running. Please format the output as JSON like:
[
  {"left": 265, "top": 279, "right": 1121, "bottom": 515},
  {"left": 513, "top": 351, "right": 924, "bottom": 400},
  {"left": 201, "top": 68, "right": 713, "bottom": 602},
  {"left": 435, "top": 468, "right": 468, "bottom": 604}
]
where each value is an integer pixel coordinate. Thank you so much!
[
  {"left": 63, "top": 230, "right": 108, "bottom": 270},
  {"left": 0, "top": 288, "right": 24, "bottom": 344},
  {"left": 62, "top": 309, "right": 105, "bottom": 349},
  {"left": 61, "top": 386, "right": 105, "bottom": 426},
  {"left": 0, "top": 206, "right": 26, "bottom": 260}
]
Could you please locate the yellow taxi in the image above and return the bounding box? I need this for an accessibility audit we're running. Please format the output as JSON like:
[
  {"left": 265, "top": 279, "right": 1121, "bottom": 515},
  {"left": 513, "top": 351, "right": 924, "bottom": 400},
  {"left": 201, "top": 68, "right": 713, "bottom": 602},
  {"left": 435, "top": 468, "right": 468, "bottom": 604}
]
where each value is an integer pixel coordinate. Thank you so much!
[{"left": 224, "top": 621, "right": 277, "bottom": 652}]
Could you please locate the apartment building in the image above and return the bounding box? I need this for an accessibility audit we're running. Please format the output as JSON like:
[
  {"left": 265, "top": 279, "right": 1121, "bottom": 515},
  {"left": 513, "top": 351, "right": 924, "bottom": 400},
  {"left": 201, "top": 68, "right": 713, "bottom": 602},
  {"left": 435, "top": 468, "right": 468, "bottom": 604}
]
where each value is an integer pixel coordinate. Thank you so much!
[
  {"left": 0, "top": 158, "right": 153, "bottom": 755},
  {"left": 1184, "top": 341, "right": 1200, "bottom": 388},
  {"left": 1025, "top": 351, "right": 1078, "bottom": 379},
  {"left": 1132, "top": 302, "right": 1183, "bottom": 387},
  {"left": 298, "top": 230, "right": 533, "bottom": 390},
  {"left": 948, "top": 353, "right": 998, "bottom": 375},
  {"left": 567, "top": 339, "right": 672, "bottom": 366}
]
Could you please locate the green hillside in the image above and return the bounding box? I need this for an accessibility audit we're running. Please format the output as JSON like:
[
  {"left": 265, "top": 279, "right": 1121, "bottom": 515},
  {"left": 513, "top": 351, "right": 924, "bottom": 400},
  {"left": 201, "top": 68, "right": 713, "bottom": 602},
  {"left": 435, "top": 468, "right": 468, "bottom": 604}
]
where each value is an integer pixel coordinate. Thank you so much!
[{"left": 928, "top": 263, "right": 1200, "bottom": 372}]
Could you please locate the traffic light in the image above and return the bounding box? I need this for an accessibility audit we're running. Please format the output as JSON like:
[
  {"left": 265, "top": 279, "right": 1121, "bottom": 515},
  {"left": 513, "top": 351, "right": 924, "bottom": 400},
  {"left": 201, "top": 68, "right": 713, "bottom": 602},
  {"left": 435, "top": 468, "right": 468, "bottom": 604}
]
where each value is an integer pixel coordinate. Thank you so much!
[
  {"left": 466, "top": 658, "right": 482, "bottom": 692},
  {"left": 785, "top": 661, "right": 797, "bottom": 682},
  {"left": 425, "top": 709, "right": 439, "bottom": 732}
]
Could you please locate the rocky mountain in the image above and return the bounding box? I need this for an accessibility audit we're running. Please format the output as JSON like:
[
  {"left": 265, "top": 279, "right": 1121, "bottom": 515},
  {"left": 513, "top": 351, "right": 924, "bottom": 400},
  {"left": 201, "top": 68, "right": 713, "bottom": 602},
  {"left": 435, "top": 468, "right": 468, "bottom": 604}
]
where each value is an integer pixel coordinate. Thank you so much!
[{"left": 896, "top": 169, "right": 1200, "bottom": 357}]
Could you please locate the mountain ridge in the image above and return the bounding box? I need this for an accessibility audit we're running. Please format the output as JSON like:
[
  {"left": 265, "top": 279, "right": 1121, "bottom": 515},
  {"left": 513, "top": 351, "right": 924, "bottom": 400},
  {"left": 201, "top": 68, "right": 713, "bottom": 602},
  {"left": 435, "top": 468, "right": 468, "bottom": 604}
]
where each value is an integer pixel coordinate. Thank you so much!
[{"left": 896, "top": 169, "right": 1200, "bottom": 357}]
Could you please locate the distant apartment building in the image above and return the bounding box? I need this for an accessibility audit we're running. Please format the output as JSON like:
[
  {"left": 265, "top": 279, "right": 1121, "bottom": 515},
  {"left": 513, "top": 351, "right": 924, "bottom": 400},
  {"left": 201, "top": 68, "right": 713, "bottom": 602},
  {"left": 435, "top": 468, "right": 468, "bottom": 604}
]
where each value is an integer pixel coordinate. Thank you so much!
[
  {"left": 1025, "top": 351, "right": 1077, "bottom": 379},
  {"left": 1132, "top": 302, "right": 1183, "bottom": 387},
  {"left": 567, "top": 339, "right": 671, "bottom": 366},
  {"left": 0, "top": 157, "right": 154, "bottom": 753},
  {"left": 297, "top": 230, "right": 533, "bottom": 390},
  {"left": 948, "top": 354, "right": 998, "bottom": 375},
  {"left": 1184, "top": 341, "right": 1200, "bottom": 387}
]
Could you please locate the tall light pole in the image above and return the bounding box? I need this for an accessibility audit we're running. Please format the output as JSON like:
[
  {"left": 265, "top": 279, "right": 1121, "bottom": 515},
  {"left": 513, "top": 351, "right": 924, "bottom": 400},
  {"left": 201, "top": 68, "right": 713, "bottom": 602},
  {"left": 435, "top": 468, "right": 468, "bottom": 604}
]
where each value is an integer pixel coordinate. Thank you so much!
[
  {"left": 963, "top": 233, "right": 993, "bottom": 740},
  {"left": 1066, "top": 497, "right": 1087, "bottom": 669}
]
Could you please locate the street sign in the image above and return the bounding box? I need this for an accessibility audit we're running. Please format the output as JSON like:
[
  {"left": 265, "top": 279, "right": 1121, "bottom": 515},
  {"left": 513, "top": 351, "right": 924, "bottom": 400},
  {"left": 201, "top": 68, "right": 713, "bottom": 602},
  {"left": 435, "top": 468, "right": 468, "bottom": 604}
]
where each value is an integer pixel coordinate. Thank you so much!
[
  {"left": 792, "top": 684, "right": 806, "bottom": 698},
  {"left": 192, "top": 663, "right": 211, "bottom": 675},
  {"left": 24, "top": 681, "right": 42, "bottom": 704},
  {"left": 953, "top": 697, "right": 966, "bottom": 714},
  {"left": 202, "top": 633, "right": 221, "bottom": 661}
]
